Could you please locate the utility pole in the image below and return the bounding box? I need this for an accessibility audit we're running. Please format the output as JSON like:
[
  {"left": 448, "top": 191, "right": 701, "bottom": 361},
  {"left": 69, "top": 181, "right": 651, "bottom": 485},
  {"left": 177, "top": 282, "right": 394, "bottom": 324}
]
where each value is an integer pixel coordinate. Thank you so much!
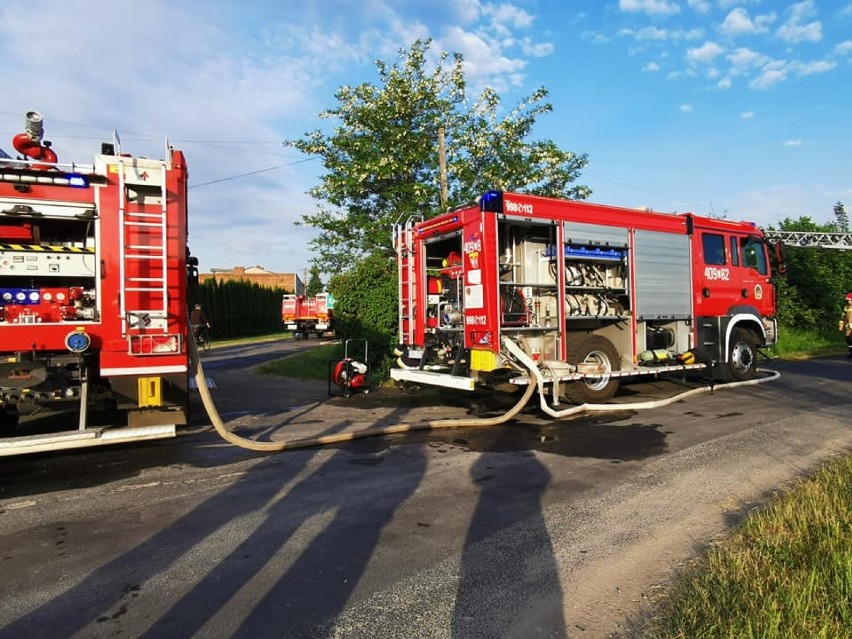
[{"left": 438, "top": 127, "right": 448, "bottom": 210}]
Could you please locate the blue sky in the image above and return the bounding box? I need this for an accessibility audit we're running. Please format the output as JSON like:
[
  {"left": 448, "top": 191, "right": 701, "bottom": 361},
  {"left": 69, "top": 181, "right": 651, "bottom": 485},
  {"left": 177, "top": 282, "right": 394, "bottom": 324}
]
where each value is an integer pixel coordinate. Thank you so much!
[{"left": 1, "top": 0, "right": 849, "bottom": 276}]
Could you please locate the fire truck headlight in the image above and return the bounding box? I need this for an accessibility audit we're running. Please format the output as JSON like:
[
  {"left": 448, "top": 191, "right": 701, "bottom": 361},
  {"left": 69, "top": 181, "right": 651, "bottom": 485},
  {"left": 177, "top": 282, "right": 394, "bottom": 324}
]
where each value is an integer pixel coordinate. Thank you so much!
[{"left": 65, "top": 330, "right": 91, "bottom": 353}]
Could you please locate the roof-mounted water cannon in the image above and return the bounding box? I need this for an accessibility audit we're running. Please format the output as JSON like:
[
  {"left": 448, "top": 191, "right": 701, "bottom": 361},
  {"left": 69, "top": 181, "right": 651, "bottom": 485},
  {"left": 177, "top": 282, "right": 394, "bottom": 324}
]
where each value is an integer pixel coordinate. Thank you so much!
[{"left": 12, "top": 110, "right": 58, "bottom": 169}]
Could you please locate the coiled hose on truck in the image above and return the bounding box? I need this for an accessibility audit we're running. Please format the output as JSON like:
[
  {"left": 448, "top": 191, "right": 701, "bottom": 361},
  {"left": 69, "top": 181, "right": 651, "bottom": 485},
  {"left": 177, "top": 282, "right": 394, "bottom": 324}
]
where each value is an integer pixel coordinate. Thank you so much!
[{"left": 191, "top": 335, "right": 779, "bottom": 453}]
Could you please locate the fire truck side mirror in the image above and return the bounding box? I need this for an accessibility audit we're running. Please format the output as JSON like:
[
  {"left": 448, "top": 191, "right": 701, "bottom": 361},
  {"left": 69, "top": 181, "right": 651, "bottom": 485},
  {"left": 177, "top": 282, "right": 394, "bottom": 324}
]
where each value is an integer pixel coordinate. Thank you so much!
[
  {"left": 186, "top": 252, "right": 199, "bottom": 287},
  {"left": 773, "top": 243, "right": 788, "bottom": 275}
]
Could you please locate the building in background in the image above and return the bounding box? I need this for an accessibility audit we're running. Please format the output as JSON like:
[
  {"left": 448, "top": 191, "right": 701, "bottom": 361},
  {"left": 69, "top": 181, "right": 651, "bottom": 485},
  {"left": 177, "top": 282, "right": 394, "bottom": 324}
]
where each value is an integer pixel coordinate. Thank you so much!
[{"left": 200, "top": 266, "right": 303, "bottom": 294}]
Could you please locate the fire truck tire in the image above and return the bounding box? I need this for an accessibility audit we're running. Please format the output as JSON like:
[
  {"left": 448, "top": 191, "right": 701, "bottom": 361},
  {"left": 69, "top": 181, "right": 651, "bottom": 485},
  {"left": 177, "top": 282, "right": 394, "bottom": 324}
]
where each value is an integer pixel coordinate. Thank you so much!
[
  {"left": 727, "top": 327, "right": 758, "bottom": 381},
  {"left": 0, "top": 408, "right": 19, "bottom": 437},
  {"left": 564, "top": 335, "right": 621, "bottom": 404}
]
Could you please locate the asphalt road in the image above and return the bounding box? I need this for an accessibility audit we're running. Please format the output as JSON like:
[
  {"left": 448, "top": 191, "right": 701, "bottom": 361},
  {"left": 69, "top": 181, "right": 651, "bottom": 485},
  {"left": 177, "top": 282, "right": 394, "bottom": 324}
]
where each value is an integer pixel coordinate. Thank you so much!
[{"left": 0, "top": 342, "right": 850, "bottom": 638}]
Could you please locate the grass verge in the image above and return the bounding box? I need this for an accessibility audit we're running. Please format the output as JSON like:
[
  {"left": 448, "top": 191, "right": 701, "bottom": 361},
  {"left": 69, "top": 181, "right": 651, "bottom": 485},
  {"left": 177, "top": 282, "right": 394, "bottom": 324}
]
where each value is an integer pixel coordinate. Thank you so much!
[
  {"left": 211, "top": 331, "right": 292, "bottom": 347},
  {"left": 254, "top": 342, "right": 344, "bottom": 381},
  {"left": 644, "top": 455, "right": 852, "bottom": 638},
  {"left": 765, "top": 328, "right": 847, "bottom": 360}
]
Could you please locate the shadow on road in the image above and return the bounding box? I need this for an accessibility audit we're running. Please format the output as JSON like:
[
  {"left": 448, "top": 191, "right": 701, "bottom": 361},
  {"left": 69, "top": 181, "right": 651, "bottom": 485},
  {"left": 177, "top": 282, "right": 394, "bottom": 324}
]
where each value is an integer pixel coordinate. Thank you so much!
[
  {"left": 452, "top": 428, "right": 567, "bottom": 638},
  {"left": 0, "top": 407, "right": 424, "bottom": 638}
]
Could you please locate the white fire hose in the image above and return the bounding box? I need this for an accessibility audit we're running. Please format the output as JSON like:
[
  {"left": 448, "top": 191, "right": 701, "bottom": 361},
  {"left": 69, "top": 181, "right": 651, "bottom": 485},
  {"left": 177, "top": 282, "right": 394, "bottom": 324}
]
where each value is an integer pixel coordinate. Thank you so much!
[
  {"left": 501, "top": 336, "right": 780, "bottom": 420},
  {"left": 192, "top": 333, "right": 779, "bottom": 453},
  {"left": 190, "top": 333, "right": 535, "bottom": 452}
]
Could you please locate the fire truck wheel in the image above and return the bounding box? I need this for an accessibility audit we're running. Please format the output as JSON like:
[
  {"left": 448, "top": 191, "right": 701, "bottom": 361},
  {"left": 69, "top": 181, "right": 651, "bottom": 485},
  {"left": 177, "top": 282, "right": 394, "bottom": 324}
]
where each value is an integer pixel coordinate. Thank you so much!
[
  {"left": 727, "top": 327, "right": 758, "bottom": 381},
  {"left": 564, "top": 335, "right": 621, "bottom": 404},
  {"left": 0, "top": 408, "right": 19, "bottom": 437}
]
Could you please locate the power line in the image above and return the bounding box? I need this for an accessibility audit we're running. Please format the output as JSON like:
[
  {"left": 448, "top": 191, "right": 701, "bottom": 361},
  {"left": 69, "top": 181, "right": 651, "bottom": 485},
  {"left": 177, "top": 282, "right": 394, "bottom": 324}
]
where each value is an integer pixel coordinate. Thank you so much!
[{"left": 189, "top": 156, "right": 318, "bottom": 189}]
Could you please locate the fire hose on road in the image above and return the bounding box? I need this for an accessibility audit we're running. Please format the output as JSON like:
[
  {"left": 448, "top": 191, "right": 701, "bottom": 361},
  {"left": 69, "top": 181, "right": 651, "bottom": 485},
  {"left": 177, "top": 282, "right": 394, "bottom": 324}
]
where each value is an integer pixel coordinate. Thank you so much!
[{"left": 192, "top": 335, "right": 780, "bottom": 453}]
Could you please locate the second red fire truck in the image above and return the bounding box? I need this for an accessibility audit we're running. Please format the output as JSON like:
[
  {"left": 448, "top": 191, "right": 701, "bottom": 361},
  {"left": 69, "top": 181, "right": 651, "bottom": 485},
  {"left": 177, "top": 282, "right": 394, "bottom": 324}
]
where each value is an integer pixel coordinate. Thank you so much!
[
  {"left": 281, "top": 292, "right": 335, "bottom": 339},
  {"left": 392, "top": 190, "right": 779, "bottom": 407}
]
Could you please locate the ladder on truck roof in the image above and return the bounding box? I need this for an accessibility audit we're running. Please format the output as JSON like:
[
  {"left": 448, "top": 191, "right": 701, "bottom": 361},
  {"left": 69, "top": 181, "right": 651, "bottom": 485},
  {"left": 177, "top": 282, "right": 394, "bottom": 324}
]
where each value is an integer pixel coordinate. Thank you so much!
[
  {"left": 762, "top": 230, "right": 852, "bottom": 250},
  {"left": 393, "top": 217, "right": 418, "bottom": 345},
  {"left": 117, "top": 158, "right": 169, "bottom": 334}
]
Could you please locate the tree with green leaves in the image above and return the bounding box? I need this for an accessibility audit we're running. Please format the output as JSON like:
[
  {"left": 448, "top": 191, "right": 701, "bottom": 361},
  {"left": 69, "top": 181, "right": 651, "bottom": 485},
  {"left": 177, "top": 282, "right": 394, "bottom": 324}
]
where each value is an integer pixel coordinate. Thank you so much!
[
  {"left": 833, "top": 201, "right": 848, "bottom": 233},
  {"left": 286, "top": 38, "right": 590, "bottom": 272},
  {"left": 771, "top": 215, "right": 852, "bottom": 332},
  {"left": 286, "top": 39, "right": 591, "bottom": 368},
  {"left": 306, "top": 264, "right": 324, "bottom": 297}
]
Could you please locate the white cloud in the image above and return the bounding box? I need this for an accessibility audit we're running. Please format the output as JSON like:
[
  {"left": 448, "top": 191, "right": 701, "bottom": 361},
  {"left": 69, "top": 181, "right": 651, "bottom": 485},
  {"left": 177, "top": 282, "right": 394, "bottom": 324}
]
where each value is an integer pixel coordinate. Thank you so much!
[
  {"left": 745, "top": 55, "right": 836, "bottom": 90},
  {"left": 750, "top": 60, "right": 789, "bottom": 89},
  {"left": 618, "top": 26, "right": 703, "bottom": 41},
  {"left": 777, "top": 0, "right": 822, "bottom": 43},
  {"left": 687, "top": 0, "right": 711, "bottom": 13},
  {"left": 790, "top": 59, "right": 836, "bottom": 75},
  {"left": 777, "top": 20, "right": 822, "bottom": 43},
  {"left": 581, "top": 31, "right": 611, "bottom": 44},
  {"left": 783, "top": 139, "right": 803, "bottom": 147},
  {"left": 719, "top": 8, "right": 775, "bottom": 36},
  {"left": 620, "top": 26, "right": 669, "bottom": 40},
  {"left": 482, "top": 3, "right": 534, "bottom": 30},
  {"left": 835, "top": 41, "right": 852, "bottom": 55},
  {"left": 726, "top": 47, "right": 774, "bottom": 82},
  {"left": 441, "top": 0, "right": 481, "bottom": 23},
  {"left": 717, "top": 76, "right": 732, "bottom": 89},
  {"left": 680, "top": 104, "right": 693, "bottom": 112},
  {"left": 618, "top": 0, "right": 680, "bottom": 17},
  {"left": 687, "top": 41, "right": 724, "bottom": 64},
  {"left": 720, "top": 8, "right": 756, "bottom": 35},
  {"left": 643, "top": 61, "right": 661, "bottom": 71},
  {"left": 521, "top": 37, "right": 554, "bottom": 57},
  {"left": 740, "top": 110, "right": 753, "bottom": 119},
  {"left": 440, "top": 26, "right": 527, "bottom": 91},
  {"left": 727, "top": 47, "right": 772, "bottom": 71}
]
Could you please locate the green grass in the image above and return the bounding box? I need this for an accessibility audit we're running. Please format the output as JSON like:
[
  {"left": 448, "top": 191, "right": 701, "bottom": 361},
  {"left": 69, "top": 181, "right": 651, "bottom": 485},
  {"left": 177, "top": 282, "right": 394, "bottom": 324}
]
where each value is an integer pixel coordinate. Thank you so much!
[
  {"left": 254, "top": 342, "right": 345, "bottom": 380},
  {"left": 212, "top": 331, "right": 292, "bottom": 347},
  {"left": 765, "top": 328, "right": 847, "bottom": 360},
  {"left": 645, "top": 455, "right": 852, "bottom": 638}
]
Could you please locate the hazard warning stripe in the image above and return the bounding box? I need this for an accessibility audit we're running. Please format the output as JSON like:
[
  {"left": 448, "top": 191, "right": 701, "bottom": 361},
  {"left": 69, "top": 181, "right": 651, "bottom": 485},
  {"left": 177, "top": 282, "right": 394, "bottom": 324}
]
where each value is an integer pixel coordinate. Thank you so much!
[{"left": 0, "top": 244, "right": 95, "bottom": 253}]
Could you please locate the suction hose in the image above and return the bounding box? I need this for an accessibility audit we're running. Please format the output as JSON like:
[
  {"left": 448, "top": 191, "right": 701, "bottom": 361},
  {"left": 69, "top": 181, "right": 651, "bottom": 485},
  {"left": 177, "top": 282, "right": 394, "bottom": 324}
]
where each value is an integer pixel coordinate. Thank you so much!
[
  {"left": 192, "top": 334, "right": 779, "bottom": 453},
  {"left": 190, "top": 334, "right": 536, "bottom": 452},
  {"left": 501, "top": 336, "right": 780, "bottom": 420}
]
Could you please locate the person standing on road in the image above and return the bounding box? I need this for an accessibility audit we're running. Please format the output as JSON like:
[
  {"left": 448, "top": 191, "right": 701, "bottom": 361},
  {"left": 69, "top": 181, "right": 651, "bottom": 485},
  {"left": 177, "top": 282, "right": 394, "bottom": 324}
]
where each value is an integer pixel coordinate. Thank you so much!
[{"left": 839, "top": 293, "right": 852, "bottom": 358}]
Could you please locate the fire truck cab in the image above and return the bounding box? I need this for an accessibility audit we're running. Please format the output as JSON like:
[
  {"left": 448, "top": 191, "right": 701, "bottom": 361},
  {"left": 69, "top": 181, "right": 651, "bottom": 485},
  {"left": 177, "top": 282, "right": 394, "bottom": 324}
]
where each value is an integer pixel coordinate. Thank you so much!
[{"left": 392, "top": 190, "right": 777, "bottom": 404}]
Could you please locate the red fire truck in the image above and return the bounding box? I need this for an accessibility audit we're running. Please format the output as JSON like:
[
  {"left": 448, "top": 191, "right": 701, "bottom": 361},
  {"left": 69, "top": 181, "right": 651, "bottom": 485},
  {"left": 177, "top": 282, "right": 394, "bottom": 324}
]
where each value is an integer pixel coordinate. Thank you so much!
[
  {"left": 282, "top": 292, "right": 335, "bottom": 339},
  {"left": 392, "top": 190, "right": 779, "bottom": 406},
  {"left": 0, "top": 111, "right": 193, "bottom": 454}
]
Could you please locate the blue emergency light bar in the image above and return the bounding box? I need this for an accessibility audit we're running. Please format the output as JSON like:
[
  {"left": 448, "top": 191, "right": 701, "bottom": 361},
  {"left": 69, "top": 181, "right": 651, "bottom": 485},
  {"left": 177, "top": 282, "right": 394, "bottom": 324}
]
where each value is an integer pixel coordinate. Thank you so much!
[{"left": 0, "top": 170, "right": 92, "bottom": 188}]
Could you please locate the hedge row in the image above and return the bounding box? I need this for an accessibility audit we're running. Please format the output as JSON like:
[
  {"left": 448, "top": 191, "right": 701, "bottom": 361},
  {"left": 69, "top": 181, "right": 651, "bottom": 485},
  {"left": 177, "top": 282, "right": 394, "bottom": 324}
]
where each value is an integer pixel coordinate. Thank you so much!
[{"left": 189, "top": 278, "right": 287, "bottom": 339}]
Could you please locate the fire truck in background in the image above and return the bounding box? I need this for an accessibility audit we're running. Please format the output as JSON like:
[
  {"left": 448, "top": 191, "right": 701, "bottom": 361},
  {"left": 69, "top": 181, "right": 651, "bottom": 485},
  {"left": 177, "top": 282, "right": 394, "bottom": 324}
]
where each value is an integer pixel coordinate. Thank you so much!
[
  {"left": 392, "top": 190, "right": 780, "bottom": 407},
  {"left": 282, "top": 292, "right": 335, "bottom": 339},
  {"left": 0, "top": 111, "right": 194, "bottom": 455}
]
